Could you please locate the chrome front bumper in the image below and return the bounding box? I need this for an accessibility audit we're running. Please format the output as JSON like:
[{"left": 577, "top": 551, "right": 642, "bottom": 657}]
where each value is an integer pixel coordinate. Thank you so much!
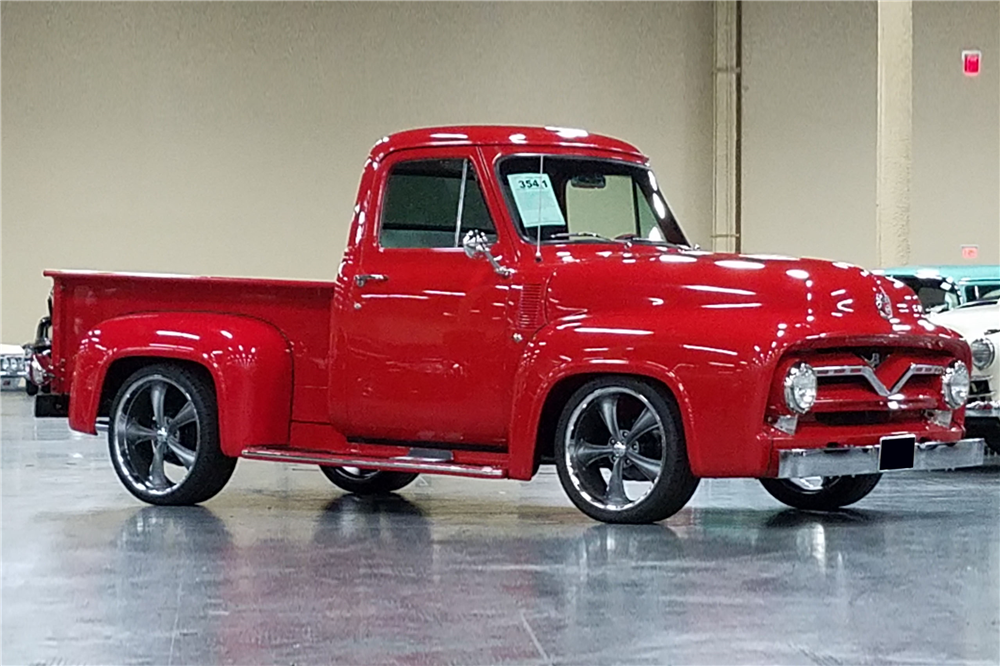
[{"left": 776, "top": 438, "right": 985, "bottom": 479}]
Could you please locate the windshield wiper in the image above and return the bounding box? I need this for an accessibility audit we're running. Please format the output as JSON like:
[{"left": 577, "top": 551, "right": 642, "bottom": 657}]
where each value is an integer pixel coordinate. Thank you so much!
[
  {"left": 613, "top": 233, "right": 692, "bottom": 249},
  {"left": 549, "top": 231, "right": 696, "bottom": 250},
  {"left": 548, "top": 231, "right": 620, "bottom": 243}
]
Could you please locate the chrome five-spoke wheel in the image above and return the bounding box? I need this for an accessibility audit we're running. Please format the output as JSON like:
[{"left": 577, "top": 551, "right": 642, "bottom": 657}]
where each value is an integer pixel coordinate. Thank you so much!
[
  {"left": 109, "top": 364, "right": 236, "bottom": 505},
  {"left": 565, "top": 386, "right": 666, "bottom": 511},
  {"left": 113, "top": 375, "right": 199, "bottom": 493},
  {"left": 554, "top": 376, "right": 699, "bottom": 524}
]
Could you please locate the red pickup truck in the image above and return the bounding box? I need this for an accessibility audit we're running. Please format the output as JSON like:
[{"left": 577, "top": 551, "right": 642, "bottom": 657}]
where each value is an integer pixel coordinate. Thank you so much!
[{"left": 28, "top": 125, "right": 985, "bottom": 523}]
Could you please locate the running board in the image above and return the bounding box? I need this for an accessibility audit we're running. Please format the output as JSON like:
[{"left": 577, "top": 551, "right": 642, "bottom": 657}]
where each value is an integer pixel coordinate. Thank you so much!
[{"left": 240, "top": 446, "right": 506, "bottom": 478}]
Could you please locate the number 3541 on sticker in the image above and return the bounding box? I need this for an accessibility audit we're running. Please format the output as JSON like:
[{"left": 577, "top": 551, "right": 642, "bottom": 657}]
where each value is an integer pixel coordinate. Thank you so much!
[
  {"left": 511, "top": 175, "right": 549, "bottom": 190},
  {"left": 506, "top": 173, "right": 566, "bottom": 228}
]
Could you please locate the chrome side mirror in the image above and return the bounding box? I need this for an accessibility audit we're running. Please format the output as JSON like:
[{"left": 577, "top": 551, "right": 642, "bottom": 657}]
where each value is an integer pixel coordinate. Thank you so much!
[
  {"left": 462, "top": 230, "right": 512, "bottom": 278},
  {"left": 462, "top": 229, "right": 490, "bottom": 259}
]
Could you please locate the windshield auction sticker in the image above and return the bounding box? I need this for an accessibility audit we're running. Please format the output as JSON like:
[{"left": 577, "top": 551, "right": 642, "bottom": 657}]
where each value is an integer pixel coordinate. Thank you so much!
[{"left": 507, "top": 173, "right": 566, "bottom": 228}]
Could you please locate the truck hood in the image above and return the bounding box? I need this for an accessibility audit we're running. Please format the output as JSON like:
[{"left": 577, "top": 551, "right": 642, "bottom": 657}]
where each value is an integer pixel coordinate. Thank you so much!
[{"left": 542, "top": 247, "right": 944, "bottom": 346}]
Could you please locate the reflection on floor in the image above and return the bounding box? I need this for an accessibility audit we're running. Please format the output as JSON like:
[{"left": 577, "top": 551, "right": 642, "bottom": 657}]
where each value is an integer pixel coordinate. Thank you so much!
[{"left": 2, "top": 392, "right": 998, "bottom": 665}]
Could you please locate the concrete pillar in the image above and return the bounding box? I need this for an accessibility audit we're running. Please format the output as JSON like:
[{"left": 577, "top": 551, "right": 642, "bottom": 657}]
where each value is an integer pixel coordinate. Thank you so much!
[
  {"left": 712, "top": 0, "right": 740, "bottom": 254},
  {"left": 876, "top": 0, "right": 913, "bottom": 267}
]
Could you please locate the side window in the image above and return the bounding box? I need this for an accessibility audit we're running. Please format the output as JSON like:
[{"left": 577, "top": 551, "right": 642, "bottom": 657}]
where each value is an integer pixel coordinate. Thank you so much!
[{"left": 380, "top": 158, "right": 497, "bottom": 249}]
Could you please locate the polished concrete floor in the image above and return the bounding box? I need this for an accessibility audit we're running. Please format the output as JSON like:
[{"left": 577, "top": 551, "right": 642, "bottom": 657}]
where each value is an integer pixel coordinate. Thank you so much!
[{"left": 2, "top": 392, "right": 998, "bottom": 665}]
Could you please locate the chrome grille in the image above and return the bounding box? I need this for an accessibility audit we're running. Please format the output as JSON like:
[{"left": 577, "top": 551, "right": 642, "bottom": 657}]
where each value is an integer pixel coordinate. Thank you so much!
[{"left": 813, "top": 363, "right": 945, "bottom": 397}]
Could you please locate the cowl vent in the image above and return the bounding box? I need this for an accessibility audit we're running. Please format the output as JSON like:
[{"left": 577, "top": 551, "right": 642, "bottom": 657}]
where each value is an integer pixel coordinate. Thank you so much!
[{"left": 516, "top": 284, "right": 545, "bottom": 330}]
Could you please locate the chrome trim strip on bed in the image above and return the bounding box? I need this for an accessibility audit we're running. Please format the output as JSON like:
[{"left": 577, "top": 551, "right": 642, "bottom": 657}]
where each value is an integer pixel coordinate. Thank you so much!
[{"left": 776, "top": 437, "right": 985, "bottom": 479}]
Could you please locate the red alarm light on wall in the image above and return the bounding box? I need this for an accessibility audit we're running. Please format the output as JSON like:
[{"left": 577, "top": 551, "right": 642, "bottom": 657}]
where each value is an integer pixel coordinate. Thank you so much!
[{"left": 962, "top": 50, "right": 981, "bottom": 77}]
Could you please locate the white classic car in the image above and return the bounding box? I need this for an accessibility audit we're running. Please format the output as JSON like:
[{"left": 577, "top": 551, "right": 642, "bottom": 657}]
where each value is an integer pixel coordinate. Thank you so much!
[
  {"left": 929, "top": 300, "right": 1000, "bottom": 453},
  {"left": 1, "top": 343, "right": 30, "bottom": 390}
]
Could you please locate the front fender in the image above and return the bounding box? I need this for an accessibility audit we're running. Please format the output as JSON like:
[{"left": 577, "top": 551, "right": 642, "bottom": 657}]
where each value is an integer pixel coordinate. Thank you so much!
[
  {"left": 506, "top": 313, "right": 771, "bottom": 480},
  {"left": 70, "top": 312, "right": 293, "bottom": 457}
]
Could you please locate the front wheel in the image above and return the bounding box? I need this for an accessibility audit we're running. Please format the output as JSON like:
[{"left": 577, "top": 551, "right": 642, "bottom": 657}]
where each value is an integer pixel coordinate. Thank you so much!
[
  {"left": 109, "top": 363, "right": 237, "bottom": 505},
  {"left": 319, "top": 466, "right": 419, "bottom": 495},
  {"left": 554, "top": 376, "right": 699, "bottom": 524},
  {"left": 759, "top": 474, "right": 882, "bottom": 511}
]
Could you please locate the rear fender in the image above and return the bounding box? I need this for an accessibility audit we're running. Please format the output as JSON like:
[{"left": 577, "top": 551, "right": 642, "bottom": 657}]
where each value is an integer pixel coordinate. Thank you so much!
[{"left": 70, "top": 312, "right": 293, "bottom": 456}]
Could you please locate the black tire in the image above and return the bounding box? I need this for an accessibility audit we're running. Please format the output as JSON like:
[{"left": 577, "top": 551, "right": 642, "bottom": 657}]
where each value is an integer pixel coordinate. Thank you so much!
[
  {"left": 109, "top": 363, "right": 237, "bottom": 505},
  {"left": 25, "top": 379, "right": 39, "bottom": 396},
  {"left": 319, "top": 466, "right": 419, "bottom": 495},
  {"left": 759, "top": 474, "right": 882, "bottom": 511},
  {"left": 554, "top": 376, "right": 699, "bottom": 524}
]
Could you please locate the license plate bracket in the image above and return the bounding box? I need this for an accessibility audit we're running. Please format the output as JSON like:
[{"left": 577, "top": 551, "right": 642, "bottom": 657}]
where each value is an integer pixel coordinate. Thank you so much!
[{"left": 879, "top": 434, "right": 916, "bottom": 471}]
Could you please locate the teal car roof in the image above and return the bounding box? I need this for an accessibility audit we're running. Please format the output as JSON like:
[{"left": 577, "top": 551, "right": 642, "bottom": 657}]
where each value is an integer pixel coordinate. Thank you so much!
[{"left": 881, "top": 265, "right": 1000, "bottom": 284}]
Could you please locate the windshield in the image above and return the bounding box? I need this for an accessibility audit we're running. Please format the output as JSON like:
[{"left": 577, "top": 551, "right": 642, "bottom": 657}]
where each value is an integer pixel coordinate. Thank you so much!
[
  {"left": 497, "top": 155, "right": 689, "bottom": 246},
  {"left": 964, "top": 283, "right": 1000, "bottom": 303},
  {"left": 978, "top": 287, "right": 1000, "bottom": 301},
  {"left": 891, "top": 276, "right": 961, "bottom": 312}
]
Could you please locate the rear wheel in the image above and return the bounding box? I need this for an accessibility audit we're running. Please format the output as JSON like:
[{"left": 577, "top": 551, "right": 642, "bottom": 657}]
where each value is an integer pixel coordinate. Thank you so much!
[
  {"left": 554, "top": 376, "right": 699, "bottom": 524},
  {"left": 759, "top": 474, "right": 882, "bottom": 511},
  {"left": 319, "top": 466, "right": 419, "bottom": 495},
  {"left": 109, "top": 364, "right": 236, "bottom": 505}
]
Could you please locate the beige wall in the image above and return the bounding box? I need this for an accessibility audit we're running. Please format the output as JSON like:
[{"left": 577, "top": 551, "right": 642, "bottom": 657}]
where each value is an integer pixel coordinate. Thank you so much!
[
  {"left": 3, "top": 2, "right": 999, "bottom": 342},
  {"left": 741, "top": 1, "right": 879, "bottom": 265},
  {"left": 742, "top": 0, "right": 999, "bottom": 269},
  {"left": 1, "top": 2, "right": 715, "bottom": 340},
  {"left": 912, "top": 1, "right": 999, "bottom": 266}
]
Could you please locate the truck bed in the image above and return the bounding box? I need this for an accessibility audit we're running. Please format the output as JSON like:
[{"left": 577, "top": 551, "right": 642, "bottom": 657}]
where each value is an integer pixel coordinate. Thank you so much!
[{"left": 46, "top": 270, "right": 337, "bottom": 422}]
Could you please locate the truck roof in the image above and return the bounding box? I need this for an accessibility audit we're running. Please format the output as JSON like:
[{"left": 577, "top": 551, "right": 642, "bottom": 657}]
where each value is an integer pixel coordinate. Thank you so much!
[{"left": 372, "top": 125, "right": 645, "bottom": 159}]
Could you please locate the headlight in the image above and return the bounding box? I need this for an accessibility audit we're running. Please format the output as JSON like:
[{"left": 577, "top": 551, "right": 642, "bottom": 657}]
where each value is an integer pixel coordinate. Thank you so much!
[
  {"left": 971, "top": 338, "right": 995, "bottom": 370},
  {"left": 0, "top": 357, "right": 9, "bottom": 372},
  {"left": 942, "top": 360, "right": 970, "bottom": 409},
  {"left": 784, "top": 362, "right": 818, "bottom": 414}
]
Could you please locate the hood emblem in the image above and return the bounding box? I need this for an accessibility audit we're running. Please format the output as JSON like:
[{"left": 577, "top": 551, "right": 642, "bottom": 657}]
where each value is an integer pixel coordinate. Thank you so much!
[
  {"left": 859, "top": 351, "right": 883, "bottom": 369},
  {"left": 875, "top": 288, "right": 893, "bottom": 320}
]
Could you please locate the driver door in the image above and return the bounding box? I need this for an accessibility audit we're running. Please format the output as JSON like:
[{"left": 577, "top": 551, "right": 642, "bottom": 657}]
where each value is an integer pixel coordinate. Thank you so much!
[{"left": 339, "top": 148, "right": 519, "bottom": 448}]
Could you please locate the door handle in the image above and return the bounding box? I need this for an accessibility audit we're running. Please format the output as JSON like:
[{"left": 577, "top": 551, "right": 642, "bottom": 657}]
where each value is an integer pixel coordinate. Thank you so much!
[{"left": 355, "top": 273, "right": 389, "bottom": 288}]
